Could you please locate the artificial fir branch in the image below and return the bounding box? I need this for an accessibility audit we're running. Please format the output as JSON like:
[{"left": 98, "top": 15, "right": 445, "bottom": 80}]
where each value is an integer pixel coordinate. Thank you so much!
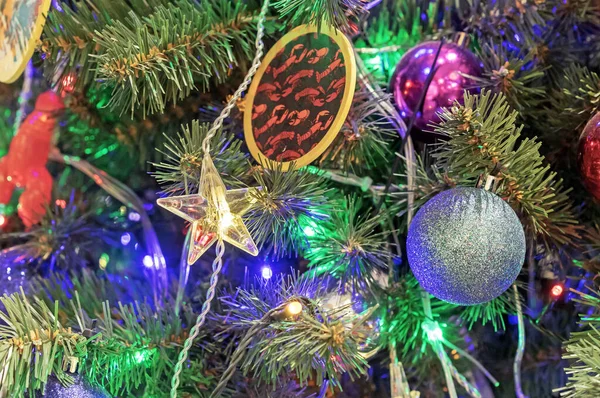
[
  {"left": 217, "top": 274, "right": 369, "bottom": 391},
  {"left": 0, "top": 291, "right": 90, "bottom": 397},
  {"left": 560, "top": 64, "right": 600, "bottom": 126},
  {"left": 22, "top": 272, "right": 222, "bottom": 397},
  {"left": 41, "top": 0, "right": 172, "bottom": 89},
  {"left": 0, "top": 192, "right": 109, "bottom": 271},
  {"left": 458, "top": 288, "right": 519, "bottom": 332},
  {"left": 477, "top": 43, "right": 546, "bottom": 117},
  {"left": 425, "top": 90, "right": 580, "bottom": 251},
  {"left": 152, "top": 120, "right": 249, "bottom": 195},
  {"left": 272, "top": 0, "right": 365, "bottom": 33},
  {"left": 320, "top": 88, "right": 396, "bottom": 173},
  {"left": 42, "top": 0, "right": 258, "bottom": 115},
  {"left": 380, "top": 275, "right": 452, "bottom": 361},
  {"left": 556, "top": 287, "right": 600, "bottom": 397},
  {"left": 94, "top": 0, "right": 255, "bottom": 115},
  {"left": 354, "top": 1, "right": 431, "bottom": 82},
  {"left": 305, "top": 196, "right": 391, "bottom": 290},
  {"left": 244, "top": 165, "right": 331, "bottom": 258}
]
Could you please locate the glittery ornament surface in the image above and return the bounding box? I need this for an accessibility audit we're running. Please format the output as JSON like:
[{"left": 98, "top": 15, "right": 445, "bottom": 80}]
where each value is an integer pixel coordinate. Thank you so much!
[
  {"left": 579, "top": 112, "right": 600, "bottom": 201},
  {"left": 0, "top": 248, "right": 33, "bottom": 296},
  {"left": 35, "top": 375, "right": 110, "bottom": 398},
  {"left": 407, "top": 187, "right": 525, "bottom": 305},
  {"left": 389, "top": 41, "right": 482, "bottom": 131}
]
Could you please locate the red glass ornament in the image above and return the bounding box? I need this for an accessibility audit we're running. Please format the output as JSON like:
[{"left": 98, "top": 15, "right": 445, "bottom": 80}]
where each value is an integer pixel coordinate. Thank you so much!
[
  {"left": 579, "top": 112, "right": 600, "bottom": 201},
  {"left": 0, "top": 91, "right": 64, "bottom": 227},
  {"left": 390, "top": 41, "right": 482, "bottom": 132}
]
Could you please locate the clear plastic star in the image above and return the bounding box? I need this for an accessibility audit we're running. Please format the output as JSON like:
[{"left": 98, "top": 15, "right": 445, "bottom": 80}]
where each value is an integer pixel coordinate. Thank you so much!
[{"left": 157, "top": 155, "right": 259, "bottom": 265}]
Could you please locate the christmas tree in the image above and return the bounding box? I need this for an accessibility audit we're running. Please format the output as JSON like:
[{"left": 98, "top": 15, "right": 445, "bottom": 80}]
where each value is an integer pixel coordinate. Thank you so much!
[{"left": 2, "top": 0, "right": 600, "bottom": 397}]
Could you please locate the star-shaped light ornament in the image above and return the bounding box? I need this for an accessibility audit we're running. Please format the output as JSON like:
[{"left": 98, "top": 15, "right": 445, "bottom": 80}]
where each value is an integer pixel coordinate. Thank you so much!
[{"left": 157, "top": 155, "right": 259, "bottom": 265}]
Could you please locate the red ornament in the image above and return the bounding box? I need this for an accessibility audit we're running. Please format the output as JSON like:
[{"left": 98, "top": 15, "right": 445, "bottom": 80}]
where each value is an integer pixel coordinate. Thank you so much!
[
  {"left": 0, "top": 91, "right": 64, "bottom": 227},
  {"left": 579, "top": 112, "right": 600, "bottom": 201}
]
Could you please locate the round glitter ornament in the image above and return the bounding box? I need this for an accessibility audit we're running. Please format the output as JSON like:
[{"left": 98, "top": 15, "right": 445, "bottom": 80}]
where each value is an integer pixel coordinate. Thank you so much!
[
  {"left": 0, "top": 247, "right": 34, "bottom": 296},
  {"left": 406, "top": 187, "right": 525, "bottom": 305},
  {"left": 34, "top": 374, "right": 110, "bottom": 398},
  {"left": 578, "top": 112, "right": 600, "bottom": 201},
  {"left": 389, "top": 41, "right": 482, "bottom": 132}
]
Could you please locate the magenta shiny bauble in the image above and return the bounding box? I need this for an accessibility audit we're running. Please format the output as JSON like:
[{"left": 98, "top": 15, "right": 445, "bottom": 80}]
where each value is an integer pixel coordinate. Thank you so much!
[
  {"left": 390, "top": 41, "right": 483, "bottom": 131},
  {"left": 579, "top": 112, "right": 600, "bottom": 201}
]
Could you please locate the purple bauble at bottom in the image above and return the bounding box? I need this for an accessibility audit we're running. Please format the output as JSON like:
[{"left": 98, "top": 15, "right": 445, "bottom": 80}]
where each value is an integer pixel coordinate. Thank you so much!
[{"left": 390, "top": 41, "right": 483, "bottom": 132}]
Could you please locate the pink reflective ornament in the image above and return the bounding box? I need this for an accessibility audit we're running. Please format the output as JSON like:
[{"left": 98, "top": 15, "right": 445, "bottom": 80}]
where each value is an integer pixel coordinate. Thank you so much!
[
  {"left": 390, "top": 41, "right": 482, "bottom": 132},
  {"left": 0, "top": 91, "right": 64, "bottom": 227},
  {"left": 579, "top": 112, "right": 600, "bottom": 201}
]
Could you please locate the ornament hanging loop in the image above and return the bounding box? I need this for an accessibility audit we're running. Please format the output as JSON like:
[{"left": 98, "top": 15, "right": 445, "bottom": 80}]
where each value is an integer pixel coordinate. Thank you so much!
[{"left": 476, "top": 162, "right": 503, "bottom": 191}]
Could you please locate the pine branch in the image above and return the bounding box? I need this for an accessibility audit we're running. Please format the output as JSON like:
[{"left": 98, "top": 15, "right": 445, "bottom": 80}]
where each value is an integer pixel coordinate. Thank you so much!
[
  {"left": 354, "top": 1, "right": 432, "bottom": 83},
  {"left": 556, "top": 287, "right": 600, "bottom": 397},
  {"left": 0, "top": 291, "right": 90, "bottom": 397},
  {"left": 217, "top": 274, "right": 369, "bottom": 391},
  {"left": 305, "top": 196, "right": 391, "bottom": 290},
  {"left": 94, "top": 0, "right": 255, "bottom": 116},
  {"left": 152, "top": 120, "right": 249, "bottom": 195},
  {"left": 380, "top": 275, "right": 452, "bottom": 362},
  {"left": 319, "top": 88, "right": 396, "bottom": 173},
  {"left": 477, "top": 42, "right": 546, "bottom": 117},
  {"left": 1, "top": 272, "right": 222, "bottom": 397},
  {"left": 41, "top": 0, "right": 171, "bottom": 90},
  {"left": 561, "top": 64, "right": 600, "bottom": 124},
  {"left": 459, "top": 1, "right": 546, "bottom": 48},
  {"left": 428, "top": 90, "right": 581, "bottom": 250},
  {"left": 273, "top": 0, "right": 365, "bottom": 33},
  {"left": 0, "top": 191, "right": 109, "bottom": 272},
  {"left": 244, "top": 166, "right": 331, "bottom": 258},
  {"left": 458, "top": 287, "right": 520, "bottom": 331},
  {"left": 42, "top": 0, "right": 257, "bottom": 115}
]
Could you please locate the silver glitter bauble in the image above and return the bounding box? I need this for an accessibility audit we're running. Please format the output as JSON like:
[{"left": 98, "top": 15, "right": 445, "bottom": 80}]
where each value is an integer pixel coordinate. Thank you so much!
[
  {"left": 407, "top": 187, "right": 525, "bottom": 305},
  {"left": 35, "top": 375, "right": 111, "bottom": 398},
  {"left": 0, "top": 246, "right": 34, "bottom": 296}
]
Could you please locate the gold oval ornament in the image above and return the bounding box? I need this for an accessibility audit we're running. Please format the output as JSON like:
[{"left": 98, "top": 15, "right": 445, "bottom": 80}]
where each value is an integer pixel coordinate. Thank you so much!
[
  {"left": 0, "top": 0, "right": 52, "bottom": 83},
  {"left": 244, "top": 24, "right": 356, "bottom": 171}
]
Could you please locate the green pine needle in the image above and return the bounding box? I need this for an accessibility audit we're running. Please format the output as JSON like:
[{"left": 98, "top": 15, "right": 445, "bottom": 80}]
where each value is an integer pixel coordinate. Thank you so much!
[
  {"left": 152, "top": 120, "right": 249, "bottom": 195},
  {"left": 477, "top": 43, "right": 546, "bottom": 116},
  {"left": 1, "top": 271, "right": 221, "bottom": 397},
  {"left": 429, "top": 89, "right": 581, "bottom": 250},
  {"left": 245, "top": 166, "right": 331, "bottom": 258},
  {"left": 273, "top": 0, "right": 365, "bottom": 32},
  {"left": 380, "top": 275, "right": 453, "bottom": 362},
  {"left": 218, "top": 274, "right": 369, "bottom": 390},
  {"left": 42, "top": 0, "right": 256, "bottom": 116},
  {"left": 458, "top": 287, "right": 519, "bottom": 332},
  {"left": 320, "top": 88, "right": 396, "bottom": 173},
  {"left": 95, "top": 0, "right": 254, "bottom": 115},
  {"left": 305, "top": 196, "right": 390, "bottom": 290},
  {"left": 556, "top": 287, "right": 600, "bottom": 397},
  {"left": 41, "top": 0, "right": 171, "bottom": 90},
  {"left": 0, "top": 291, "right": 89, "bottom": 397},
  {"left": 0, "top": 192, "right": 107, "bottom": 271}
]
